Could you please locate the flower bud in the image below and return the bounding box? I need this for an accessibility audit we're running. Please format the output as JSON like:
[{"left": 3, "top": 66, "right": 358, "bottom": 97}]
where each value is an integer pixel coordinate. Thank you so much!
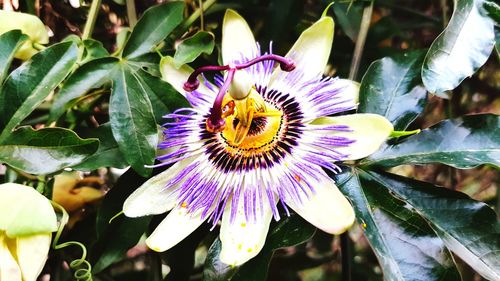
[
  {"left": 0, "top": 11, "right": 49, "bottom": 60},
  {"left": 0, "top": 183, "right": 57, "bottom": 281}
]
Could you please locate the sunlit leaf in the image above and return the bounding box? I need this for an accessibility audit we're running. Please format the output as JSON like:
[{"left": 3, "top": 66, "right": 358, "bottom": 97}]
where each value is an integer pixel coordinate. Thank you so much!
[
  {"left": 0, "top": 42, "right": 78, "bottom": 142},
  {"left": 363, "top": 114, "right": 500, "bottom": 168},
  {"left": 422, "top": 0, "right": 496, "bottom": 95},
  {"left": 0, "top": 126, "right": 98, "bottom": 175},
  {"left": 337, "top": 169, "right": 461, "bottom": 281},
  {"left": 366, "top": 171, "right": 500, "bottom": 281},
  {"left": 359, "top": 50, "right": 427, "bottom": 130}
]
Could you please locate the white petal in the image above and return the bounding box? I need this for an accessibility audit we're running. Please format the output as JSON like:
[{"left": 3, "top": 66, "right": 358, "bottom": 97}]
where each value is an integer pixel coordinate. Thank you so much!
[
  {"left": 311, "top": 113, "right": 393, "bottom": 160},
  {"left": 146, "top": 206, "right": 209, "bottom": 252},
  {"left": 123, "top": 159, "right": 190, "bottom": 217},
  {"left": 160, "top": 56, "right": 214, "bottom": 97},
  {"left": 219, "top": 195, "right": 273, "bottom": 266},
  {"left": 222, "top": 9, "right": 258, "bottom": 65},
  {"left": 338, "top": 79, "right": 360, "bottom": 104},
  {"left": 16, "top": 233, "right": 51, "bottom": 281},
  {"left": 270, "top": 17, "right": 334, "bottom": 86},
  {"left": 0, "top": 234, "right": 22, "bottom": 281},
  {"left": 284, "top": 174, "right": 354, "bottom": 234}
]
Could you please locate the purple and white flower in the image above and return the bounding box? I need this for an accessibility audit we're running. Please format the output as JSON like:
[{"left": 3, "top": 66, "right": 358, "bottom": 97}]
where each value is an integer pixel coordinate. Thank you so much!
[{"left": 123, "top": 10, "right": 393, "bottom": 266}]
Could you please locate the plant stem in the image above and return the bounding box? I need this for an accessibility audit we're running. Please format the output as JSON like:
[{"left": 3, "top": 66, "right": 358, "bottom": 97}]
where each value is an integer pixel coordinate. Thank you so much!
[
  {"left": 82, "top": 0, "right": 102, "bottom": 40},
  {"left": 179, "top": 0, "right": 216, "bottom": 33},
  {"left": 126, "top": 0, "right": 138, "bottom": 28},
  {"left": 348, "top": 0, "right": 374, "bottom": 80},
  {"left": 199, "top": 0, "right": 205, "bottom": 31},
  {"left": 341, "top": 232, "right": 352, "bottom": 281}
]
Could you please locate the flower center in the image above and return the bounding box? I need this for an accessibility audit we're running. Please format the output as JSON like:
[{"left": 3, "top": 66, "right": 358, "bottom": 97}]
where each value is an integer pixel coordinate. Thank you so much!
[
  {"left": 182, "top": 54, "right": 296, "bottom": 146},
  {"left": 220, "top": 89, "right": 283, "bottom": 149}
]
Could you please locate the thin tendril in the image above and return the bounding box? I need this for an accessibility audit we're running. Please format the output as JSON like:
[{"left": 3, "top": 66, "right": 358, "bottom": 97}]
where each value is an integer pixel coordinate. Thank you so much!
[{"left": 51, "top": 201, "right": 93, "bottom": 281}]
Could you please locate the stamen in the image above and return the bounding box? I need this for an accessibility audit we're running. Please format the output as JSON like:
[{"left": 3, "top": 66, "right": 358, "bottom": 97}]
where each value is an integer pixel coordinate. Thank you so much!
[
  {"left": 183, "top": 54, "right": 295, "bottom": 92},
  {"left": 206, "top": 69, "right": 236, "bottom": 132},
  {"left": 184, "top": 54, "right": 295, "bottom": 133}
]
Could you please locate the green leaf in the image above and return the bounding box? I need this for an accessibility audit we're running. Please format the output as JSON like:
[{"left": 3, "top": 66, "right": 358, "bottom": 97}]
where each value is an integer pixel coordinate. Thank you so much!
[
  {"left": 336, "top": 169, "right": 461, "bottom": 281},
  {"left": 203, "top": 238, "right": 239, "bottom": 281},
  {"left": 0, "top": 42, "right": 78, "bottom": 142},
  {"left": 48, "top": 57, "right": 118, "bottom": 122},
  {"left": 122, "top": 2, "right": 184, "bottom": 59},
  {"left": 110, "top": 64, "right": 158, "bottom": 177},
  {"left": 0, "top": 30, "right": 28, "bottom": 83},
  {"left": 81, "top": 39, "right": 110, "bottom": 63},
  {"left": 366, "top": 171, "right": 500, "bottom": 281},
  {"left": 332, "top": 1, "right": 363, "bottom": 42},
  {"left": 73, "top": 123, "right": 128, "bottom": 171},
  {"left": 204, "top": 214, "right": 316, "bottom": 281},
  {"left": 93, "top": 168, "right": 151, "bottom": 273},
  {"left": 359, "top": 50, "right": 427, "bottom": 130},
  {"left": 174, "top": 31, "right": 215, "bottom": 67},
  {"left": 422, "top": 0, "right": 496, "bottom": 95},
  {"left": 133, "top": 68, "right": 190, "bottom": 121},
  {"left": 0, "top": 126, "right": 98, "bottom": 175},
  {"left": 363, "top": 114, "right": 500, "bottom": 168}
]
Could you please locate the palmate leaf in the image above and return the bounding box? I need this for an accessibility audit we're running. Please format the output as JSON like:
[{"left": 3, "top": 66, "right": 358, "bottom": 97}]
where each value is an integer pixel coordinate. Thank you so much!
[
  {"left": 48, "top": 2, "right": 188, "bottom": 176},
  {"left": 363, "top": 114, "right": 500, "bottom": 169},
  {"left": 336, "top": 169, "right": 461, "bottom": 281},
  {"left": 422, "top": 0, "right": 496, "bottom": 95},
  {"left": 204, "top": 214, "right": 316, "bottom": 281},
  {"left": 365, "top": 171, "right": 500, "bottom": 281},
  {"left": 359, "top": 50, "right": 427, "bottom": 131},
  {"left": 0, "top": 127, "right": 98, "bottom": 175},
  {"left": 0, "top": 41, "right": 78, "bottom": 142}
]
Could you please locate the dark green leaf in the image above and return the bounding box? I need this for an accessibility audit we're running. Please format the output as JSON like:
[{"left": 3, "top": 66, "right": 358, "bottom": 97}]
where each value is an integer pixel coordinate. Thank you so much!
[
  {"left": 363, "top": 114, "right": 500, "bottom": 168},
  {"left": 81, "top": 39, "right": 110, "bottom": 63},
  {"left": 233, "top": 215, "right": 316, "bottom": 281},
  {"left": 0, "top": 42, "right": 78, "bottom": 142},
  {"left": 203, "top": 238, "right": 238, "bottom": 281},
  {"left": 484, "top": 0, "right": 500, "bottom": 24},
  {"left": 73, "top": 123, "right": 128, "bottom": 171},
  {"left": 133, "top": 68, "right": 190, "bottom": 121},
  {"left": 0, "top": 126, "right": 98, "bottom": 175},
  {"left": 359, "top": 50, "right": 427, "bottom": 130},
  {"left": 93, "top": 168, "right": 151, "bottom": 273},
  {"left": 332, "top": 2, "right": 363, "bottom": 42},
  {"left": 0, "top": 30, "right": 27, "bottom": 83},
  {"left": 49, "top": 57, "right": 118, "bottom": 122},
  {"left": 422, "top": 0, "right": 496, "bottom": 95},
  {"left": 110, "top": 65, "right": 158, "bottom": 177},
  {"left": 122, "top": 2, "right": 184, "bottom": 59},
  {"left": 366, "top": 171, "right": 500, "bottom": 281},
  {"left": 173, "top": 31, "right": 215, "bottom": 67},
  {"left": 337, "top": 169, "right": 461, "bottom": 281}
]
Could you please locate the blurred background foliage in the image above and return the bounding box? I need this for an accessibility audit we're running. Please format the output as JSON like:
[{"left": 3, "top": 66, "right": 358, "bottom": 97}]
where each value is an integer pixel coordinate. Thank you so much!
[{"left": 0, "top": 0, "right": 498, "bottom": 280}]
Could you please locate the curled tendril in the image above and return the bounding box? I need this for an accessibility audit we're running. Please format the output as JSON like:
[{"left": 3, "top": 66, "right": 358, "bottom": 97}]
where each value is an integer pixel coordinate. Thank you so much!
[{"left": 51, "top": 201, "right": 93, "bottom": 281}]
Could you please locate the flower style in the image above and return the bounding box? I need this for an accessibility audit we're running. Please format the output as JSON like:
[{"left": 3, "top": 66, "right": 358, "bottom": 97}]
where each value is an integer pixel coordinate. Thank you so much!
[
  {"left": 123, "top": 10, "right": 393, "bottom": 266},
  {"left": 0, "top": 183, "right": 58, "bottom": 281}
]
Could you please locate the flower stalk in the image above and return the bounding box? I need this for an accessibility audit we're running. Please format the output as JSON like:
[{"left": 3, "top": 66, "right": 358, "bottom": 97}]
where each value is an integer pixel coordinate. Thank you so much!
[{"left": 82, "top": 0, "right": 102, "bottom": 40}]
